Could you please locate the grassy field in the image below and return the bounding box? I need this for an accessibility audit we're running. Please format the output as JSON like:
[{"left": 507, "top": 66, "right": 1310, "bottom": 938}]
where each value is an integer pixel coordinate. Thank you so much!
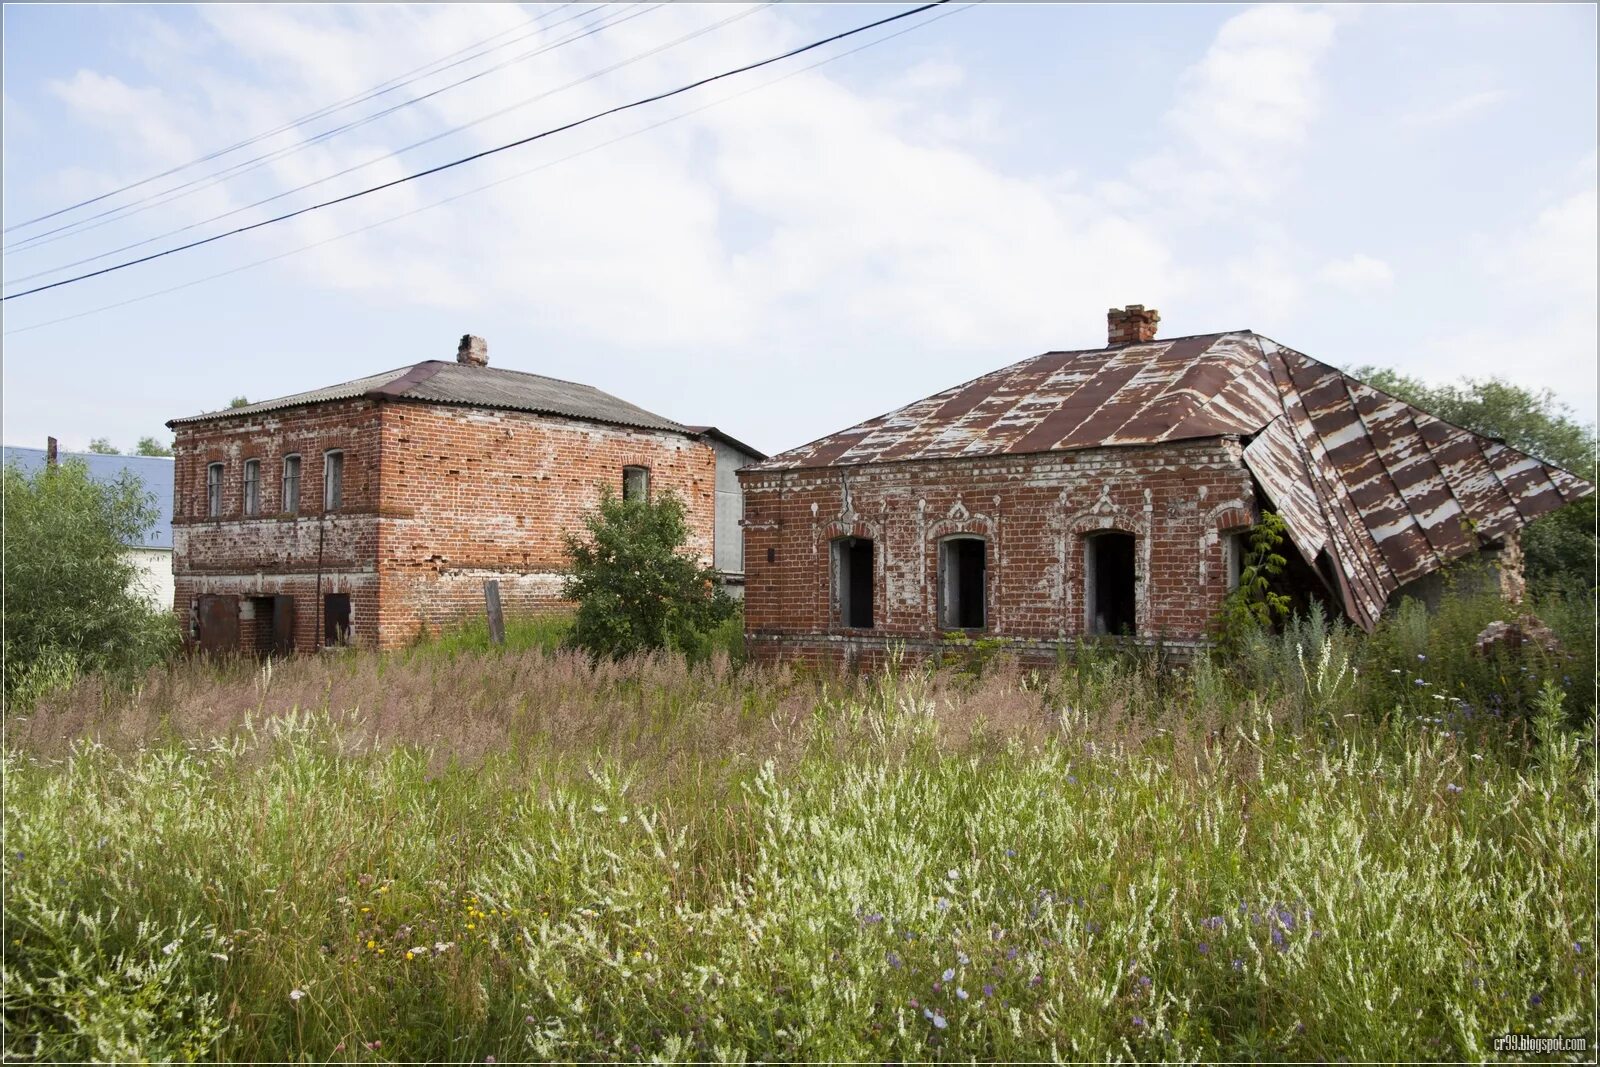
[{"left": 3, "top": 596, "right": 1595, "bottom": 1061}]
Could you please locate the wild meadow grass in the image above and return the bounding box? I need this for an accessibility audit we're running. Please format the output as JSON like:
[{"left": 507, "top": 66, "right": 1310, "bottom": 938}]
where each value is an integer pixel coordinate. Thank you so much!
[{"left": 3, "top": 594, "right": 1595, "bottom": 1061}]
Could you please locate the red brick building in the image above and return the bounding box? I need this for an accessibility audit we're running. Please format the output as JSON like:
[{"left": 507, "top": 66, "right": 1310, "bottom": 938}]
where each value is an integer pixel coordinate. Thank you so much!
[
  {"left": 739, "top": 307, "right": 1592, "bottom": 667},
  {"left": 169, "top": 335, "right": 761, "bottom": 653}
]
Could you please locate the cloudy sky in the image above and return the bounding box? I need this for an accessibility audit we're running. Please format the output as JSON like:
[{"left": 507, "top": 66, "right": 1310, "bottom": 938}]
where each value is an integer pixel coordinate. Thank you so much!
[{"left": 3, "top": 3, "right": 1595, "bottom": 458}]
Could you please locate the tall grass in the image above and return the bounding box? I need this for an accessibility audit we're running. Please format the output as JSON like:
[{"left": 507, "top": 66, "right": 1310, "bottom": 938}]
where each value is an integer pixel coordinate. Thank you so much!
[{"left": 3, "top": 593, "right": 1594, "bottom": 1060}]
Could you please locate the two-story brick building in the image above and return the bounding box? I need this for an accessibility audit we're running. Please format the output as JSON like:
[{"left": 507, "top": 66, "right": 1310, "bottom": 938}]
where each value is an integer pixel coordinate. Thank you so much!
[
  {"left": 169, "top": 335, "right": 761, "bottom": 653},
  {"left": 739, "top": 307, "right": 1593, "bottom": 667}
]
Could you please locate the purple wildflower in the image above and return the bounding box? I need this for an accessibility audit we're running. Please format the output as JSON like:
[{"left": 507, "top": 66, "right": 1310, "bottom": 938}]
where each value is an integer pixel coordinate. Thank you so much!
[
  {"left": 1132, "top": 1016, "right": 1145, "bottom": 1028},
  {"left": 1198, "top": 942, "right": 1209, "bottom": 955},
  {"left": 982, "top": 983, "right": 994, "bottom": 997}
]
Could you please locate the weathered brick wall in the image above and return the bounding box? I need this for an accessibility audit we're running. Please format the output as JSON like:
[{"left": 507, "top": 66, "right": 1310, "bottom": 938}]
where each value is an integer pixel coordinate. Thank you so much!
[
  {"left": 374, "top": 402, "right": 717, "bottom": 648},
  {"left": 172, "top": 401, "right": 382, "bottom": 650},
  {"left": 738, "top": 438, "right": 1258, "bottom": 667},
  {"left": 172, "top": 397, "right": 720, "bottom": 652}
]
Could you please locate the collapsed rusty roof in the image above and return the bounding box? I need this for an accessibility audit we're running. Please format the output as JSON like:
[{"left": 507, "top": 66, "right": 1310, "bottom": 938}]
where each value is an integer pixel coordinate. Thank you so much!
[
  {"left": 166, "top": 359, "right": 690, "bottom": 435},
  {"left": 752, "top": 330, "right": 1593, "bottom": 630}
]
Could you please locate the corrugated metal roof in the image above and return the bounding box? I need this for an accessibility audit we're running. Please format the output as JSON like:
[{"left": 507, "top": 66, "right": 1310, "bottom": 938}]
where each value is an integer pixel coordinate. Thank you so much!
[
  {"left": 168, "top": 360, "right": 690, "bottom": 435},
  {"left": 3, "top": 446, "right": 174, "bottom": 550},
  {"left": 753, "top": 330, "right": 1593, "bottom": 631}
]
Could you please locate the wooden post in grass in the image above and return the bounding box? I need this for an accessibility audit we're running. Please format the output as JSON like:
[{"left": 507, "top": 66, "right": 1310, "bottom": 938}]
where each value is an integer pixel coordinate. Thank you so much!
[{"left": 484, "top": 579, "right": 505, "bottom": 646}]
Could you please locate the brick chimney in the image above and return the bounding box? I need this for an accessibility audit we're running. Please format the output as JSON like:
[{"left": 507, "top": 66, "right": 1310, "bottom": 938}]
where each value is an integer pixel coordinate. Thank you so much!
[
  {"left": 1107, "top": 305, "right": 1160, "bottom": 346},
  {"left": 457, "top": 334, "right": 488, "bottom": 367}
]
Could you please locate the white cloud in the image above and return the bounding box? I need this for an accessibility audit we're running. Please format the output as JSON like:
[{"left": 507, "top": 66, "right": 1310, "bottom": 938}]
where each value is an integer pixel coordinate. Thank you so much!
[
  {"left": 1318, "top": 253, "right": 1394, "bottom": 292},
  {"left": 1133, "top": 4, "right": 1342, "bottom": 214},
  {"left": 1399, "top": 88, "right": 1507, "bottom": 128}
]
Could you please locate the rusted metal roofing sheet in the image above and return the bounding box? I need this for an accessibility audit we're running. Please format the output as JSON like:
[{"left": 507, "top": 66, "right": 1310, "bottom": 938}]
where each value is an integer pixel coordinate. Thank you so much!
[
  {"left": 169, "top": 360, "right": 689, "bottom": 435},
  {"left": 755, "top": 330, "right": 1593, "bottom": 631}
]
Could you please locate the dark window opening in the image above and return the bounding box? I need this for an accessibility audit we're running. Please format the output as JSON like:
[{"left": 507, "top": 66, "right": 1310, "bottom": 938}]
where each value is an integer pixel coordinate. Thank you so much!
[
  {"left": 1087, "top": 531, "right": 1137, "bottom": 636},
  {"left": 939, "top": 537, "right": 987, "bottom": 629},
  {"left": 323, "top": 593, "right": 352, "bottom": 647},
  {"left": 622, "top": 465, "right": 650, "bottom": 502},
  {"left": 833, "top": 537, "right": 874, "bottom": 629},
  {"left": 206, "top": 463, "right": 223, "bottom": 517},
  {"left": 1225, "top": 531, "right": 1247, "bottom": 591}
]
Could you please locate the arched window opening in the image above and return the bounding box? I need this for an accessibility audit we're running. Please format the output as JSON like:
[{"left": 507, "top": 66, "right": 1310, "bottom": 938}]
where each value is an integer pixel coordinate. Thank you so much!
[
  {"left": 831, "top": 536, "right": 874, "bottom": 629},
  {"left": 938, "top": 536, "right": 987, "bottom": 630},
  {"left": 1086, "top": 531, "right": 1136, "bottom": 636}
]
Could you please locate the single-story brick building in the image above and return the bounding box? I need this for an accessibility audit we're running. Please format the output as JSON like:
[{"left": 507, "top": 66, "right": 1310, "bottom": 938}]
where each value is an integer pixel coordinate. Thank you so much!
[
  {"left": 738, "top": 306, "right": 1593, "bottom": 667},
  {"left": 168, "top": 335, "right": 761, "bottom": 653}
]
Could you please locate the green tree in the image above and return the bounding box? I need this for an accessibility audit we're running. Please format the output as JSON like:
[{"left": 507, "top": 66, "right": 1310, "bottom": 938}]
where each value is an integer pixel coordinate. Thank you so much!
[
  {"left": 86, "top": 437, "right": 120, "bottom": 454},
  {"left": 1214, "top": 510, "right": 1294, "bottom": 656},
  {"left": 561, "top": 487, "right": 734, "bottom": 661},
  {"left": 2, "top": 459, "right": 179, "bottom": 705},
  {"left": 1351, "top": 368, "right": 1596, "bottom": 594},
  {"left": 135, "top": 436, "right": 174, "bottom": 457}
]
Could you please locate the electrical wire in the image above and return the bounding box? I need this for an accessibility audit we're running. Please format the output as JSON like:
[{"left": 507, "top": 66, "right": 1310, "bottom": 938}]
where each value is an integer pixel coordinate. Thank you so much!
[
  {"left": 3, "top": 1, "right": 948, "bottom": 302},
  {"left": 2, "top": 1, "right": 974, "bottom": 335},
  {"left": 4, "top": 3, "right": 652, "bottom": 254},
  {"left": 2, "top": 3, "right": 585, "bottom": 234},
  {"left": 5, "top": 3, "right": 774, "bottom": 289}
]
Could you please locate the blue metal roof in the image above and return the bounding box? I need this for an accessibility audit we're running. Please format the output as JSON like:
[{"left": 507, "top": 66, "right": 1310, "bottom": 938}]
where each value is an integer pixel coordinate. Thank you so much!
[{"left": 3, "top": 446, "right": 174, "bottom": 550}]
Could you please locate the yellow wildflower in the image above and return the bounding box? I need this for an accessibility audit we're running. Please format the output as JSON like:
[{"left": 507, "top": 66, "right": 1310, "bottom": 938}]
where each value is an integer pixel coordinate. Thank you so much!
[
  {"left": 366, "top": 940, "right": 376, "bottom": 950},
  {"left": 405, "top": 951, "right": 415, "bottom": 960}
]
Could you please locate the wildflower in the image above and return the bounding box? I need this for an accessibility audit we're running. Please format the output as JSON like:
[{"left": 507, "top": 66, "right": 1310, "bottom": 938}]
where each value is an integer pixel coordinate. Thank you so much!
[
  {"left": 405, "top": 951, "right": 415, "bottom": 960},
  {"left": 1197, "top": 942, "right": 1210, "bottom": 955},
  {"left": 366, "top": 940, "right": 377, "bottom": 950},
  {"left": 1006, "top": 947, "right": 1019, "bottom": 961},
  {"left": 957, "top": 951, "right": 970, "bottom": 966},
  {"left": 1414, "top": 678, "right": 1426, "bottom": 687},
  {"left": 467, "top": 923, "right": 476, "bottom": 931},
  {"left": 931, "top": 1012, "right": 948, "bottom": 1030},
  {"left": 1232, "top": 959, "right": 1244, "bottom": 971},
  {"left": 1138, "top": 975, "right": 1152, "bottom": 988},
  {"left": 982, "top": 983, "right": 994, "bottom": 997},
  {"left": 942, "top": 968, "right": 956, "bottom": 982},
  {"left": 1573, "top": 942, "right": 1585, "bottom": 954},
  {"left": 946, "top": 868, "right": 959, "bottom": 881},
  {"left": 936, "top": 898, "right": 950, "bottom": 912},
  {"left": 365, "top": 1040, "right": 382, "bottom": 1051},
  {"left": 1200, "top": 915, "right": 1226, "bottom": 931},
  {"left": 1132, "top": 1016, "right": 1145, "bottom": 1028},
  {"left": 1417, "top": 653, "right": 1427, "bottom": 661},
  {"left": 1529, "top": 992, "right": 1543, "bottom": 1007},
  {"left": 1029, "top": 975, "right": 1042, "bottom": 987},
  {"left": 1446, "top": 784, "right": 1464, "bottom": 794},
  {"left": 956, "top": 987, "right": 968, "bottom": 1000},
  {"left": 525, "top": 1016, "right": 535, "bottom": 1025},
  {"left": 1004, "top": 849, "right": 1016, "bottom": 858},
  {"left": 289, "top": 989, "right": 306, "bottom": 1002},
  {"left": 887, "top": 951, "right": 903, "bottom": 969}
]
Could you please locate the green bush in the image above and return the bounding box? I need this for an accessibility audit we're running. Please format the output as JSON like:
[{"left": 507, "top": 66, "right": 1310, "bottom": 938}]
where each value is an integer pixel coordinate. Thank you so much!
[
  {"left": 2, "top": 459, "right": 178, "bottom": 707},
  {"left": 561, "top": 487, "right": 735, "bottom": 662}
]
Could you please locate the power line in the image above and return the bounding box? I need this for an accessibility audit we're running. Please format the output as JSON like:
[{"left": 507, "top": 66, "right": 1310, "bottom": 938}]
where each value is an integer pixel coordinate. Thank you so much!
[
  {"left": 3, "top": 0, "right": 948, "bottom": 303},
  {"left": 4, "top": 3, "right": 650, "bottom": 254},
  {"left": 2, "top": 2, "right": 975, "bottom": 338},
  {"left": 2, "top": 3, "right": 584, "bottom": 235},
  {"left": 5, "top": 3, "right": 773, "bottom": 289}
]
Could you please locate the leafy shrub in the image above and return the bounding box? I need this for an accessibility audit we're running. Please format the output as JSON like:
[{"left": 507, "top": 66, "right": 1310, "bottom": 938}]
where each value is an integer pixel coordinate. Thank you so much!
[
  {"left": 1213, "top": 511, "right": 1292, "bottom": 657},
  {"left": 561, "top": 488, "right": 735, "bottom": 662},
  {"left": 2, "top": 459, "right": 178, "bottom": 707}
]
